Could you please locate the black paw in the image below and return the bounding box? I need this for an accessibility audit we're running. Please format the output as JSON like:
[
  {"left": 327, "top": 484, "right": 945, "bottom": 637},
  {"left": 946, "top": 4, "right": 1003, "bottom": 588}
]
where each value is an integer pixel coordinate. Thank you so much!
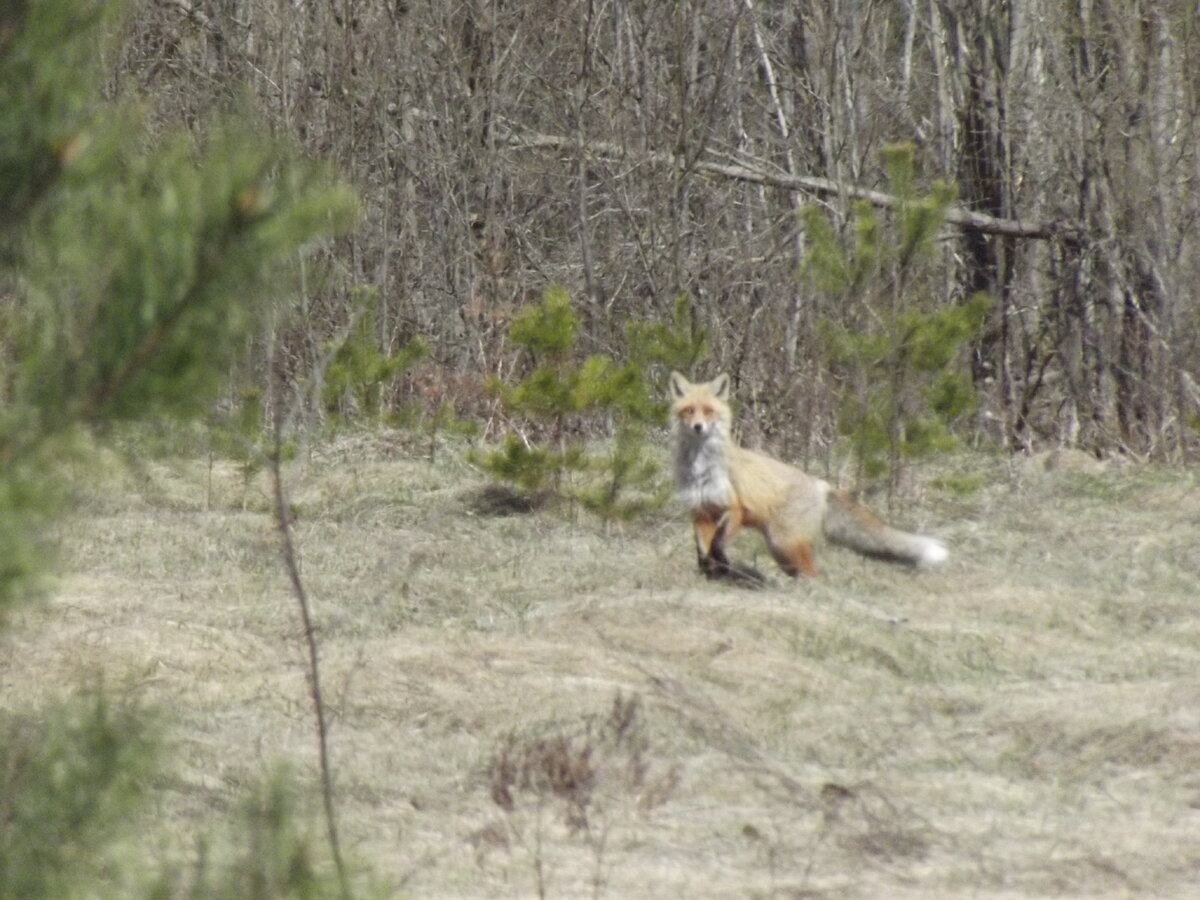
[{"left": 700, "top": 554, "right": 767, "bottom": 588}]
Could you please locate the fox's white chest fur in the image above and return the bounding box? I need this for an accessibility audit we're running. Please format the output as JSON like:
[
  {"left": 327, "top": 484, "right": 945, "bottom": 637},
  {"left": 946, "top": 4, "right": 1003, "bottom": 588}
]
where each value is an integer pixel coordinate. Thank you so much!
[{"left": 674, "top": 427, "right": 734, "bottom": 511}]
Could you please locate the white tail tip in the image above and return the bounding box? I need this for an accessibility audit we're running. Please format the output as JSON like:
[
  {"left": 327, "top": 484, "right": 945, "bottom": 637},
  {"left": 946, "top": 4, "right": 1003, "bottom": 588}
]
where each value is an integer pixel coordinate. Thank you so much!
[{"left": 916, "top": 537, "right": 949, "bottom": 568}]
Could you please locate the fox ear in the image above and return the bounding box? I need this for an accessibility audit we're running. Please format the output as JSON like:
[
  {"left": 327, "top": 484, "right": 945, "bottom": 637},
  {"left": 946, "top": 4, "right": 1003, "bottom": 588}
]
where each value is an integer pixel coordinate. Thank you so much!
[
  {"left": 711, "top": 372, "right": 731, "bottom": 400},
  {"left": 668, "top": 371, "right": 690, "bottom": 398}
]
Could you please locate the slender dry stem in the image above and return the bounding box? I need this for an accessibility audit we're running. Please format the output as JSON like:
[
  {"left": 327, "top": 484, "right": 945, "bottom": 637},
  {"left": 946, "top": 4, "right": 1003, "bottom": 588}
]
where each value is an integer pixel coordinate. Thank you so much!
[{"left": 268, "top": 350, "right": 351, "bottom": 899}]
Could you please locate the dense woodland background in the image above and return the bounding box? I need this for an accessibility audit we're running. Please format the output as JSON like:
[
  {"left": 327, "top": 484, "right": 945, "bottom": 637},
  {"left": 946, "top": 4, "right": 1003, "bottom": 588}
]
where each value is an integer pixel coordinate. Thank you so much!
[{"left": 116, "top": 0, "right": 1200, "bottom": 460}]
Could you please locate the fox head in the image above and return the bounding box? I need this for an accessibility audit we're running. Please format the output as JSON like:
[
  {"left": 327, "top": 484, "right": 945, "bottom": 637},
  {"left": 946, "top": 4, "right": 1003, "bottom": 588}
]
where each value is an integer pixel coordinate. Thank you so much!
[{"left": 669, "top": 371, "right": 731, "bottom": 438}]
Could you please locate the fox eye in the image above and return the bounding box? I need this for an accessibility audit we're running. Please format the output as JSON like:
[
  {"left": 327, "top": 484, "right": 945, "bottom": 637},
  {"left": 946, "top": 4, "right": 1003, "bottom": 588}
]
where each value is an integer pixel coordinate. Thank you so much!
[{"left": 680, "top": 406, "right": 694, "bottom": 417}]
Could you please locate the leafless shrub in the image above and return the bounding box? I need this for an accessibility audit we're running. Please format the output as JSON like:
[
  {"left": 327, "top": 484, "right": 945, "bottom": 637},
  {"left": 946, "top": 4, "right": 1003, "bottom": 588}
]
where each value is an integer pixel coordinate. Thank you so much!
[
  {"left": 484, "top": 693, "right": 680, "bottom": 897},
  {"left": 488, "top": 693, "right": 679, "bottom": 834}
]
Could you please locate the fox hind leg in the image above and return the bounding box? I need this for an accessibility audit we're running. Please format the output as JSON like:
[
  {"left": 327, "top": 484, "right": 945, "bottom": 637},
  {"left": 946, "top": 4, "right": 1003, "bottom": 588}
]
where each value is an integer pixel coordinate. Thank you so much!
[{"left": 766, "top": 532, "right": 819, "bottom": 578}]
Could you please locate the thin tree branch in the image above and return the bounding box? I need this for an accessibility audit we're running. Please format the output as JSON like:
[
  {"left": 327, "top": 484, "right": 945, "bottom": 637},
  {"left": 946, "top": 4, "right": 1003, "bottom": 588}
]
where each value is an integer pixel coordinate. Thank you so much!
[{"left": 501, "top": 127, "right": 1070, "bottom": 240}]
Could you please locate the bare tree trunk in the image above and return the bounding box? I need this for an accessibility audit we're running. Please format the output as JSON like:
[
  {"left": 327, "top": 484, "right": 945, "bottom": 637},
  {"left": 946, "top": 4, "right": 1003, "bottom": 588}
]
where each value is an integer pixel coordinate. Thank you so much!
[
  {"left": 575, "top": 0, "right": 601, "bottom": 325},
  {"left": 738, "top": 0, "right": 806, "bottom": 374}
]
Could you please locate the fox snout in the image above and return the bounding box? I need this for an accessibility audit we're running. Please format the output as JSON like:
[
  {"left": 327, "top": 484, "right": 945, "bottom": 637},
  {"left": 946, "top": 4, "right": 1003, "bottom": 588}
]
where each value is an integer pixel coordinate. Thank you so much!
[{"left": 678, "top": 414, "right": 715, "bottom": 437}]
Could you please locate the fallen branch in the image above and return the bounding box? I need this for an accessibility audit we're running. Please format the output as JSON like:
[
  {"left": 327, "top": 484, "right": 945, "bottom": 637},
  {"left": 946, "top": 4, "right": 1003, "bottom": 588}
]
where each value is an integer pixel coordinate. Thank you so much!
[{"left": 503, "top": 128, "right": 1067, "bottom": 240}]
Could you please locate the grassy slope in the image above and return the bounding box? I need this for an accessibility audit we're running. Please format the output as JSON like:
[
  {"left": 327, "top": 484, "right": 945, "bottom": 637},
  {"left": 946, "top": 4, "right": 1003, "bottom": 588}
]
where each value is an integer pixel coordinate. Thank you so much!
[{"left": 3, "top": 435, "right": 1199, "bottom": 898}]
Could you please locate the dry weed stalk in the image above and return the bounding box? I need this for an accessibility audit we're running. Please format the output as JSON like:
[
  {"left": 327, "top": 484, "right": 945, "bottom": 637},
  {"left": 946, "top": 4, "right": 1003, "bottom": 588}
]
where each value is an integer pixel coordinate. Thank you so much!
[
  {"left": 269, "top": 358, "right": 351, "bottom": 899},
  {"left": 485, "top": 693, "right": 680, "bottom": 897}
]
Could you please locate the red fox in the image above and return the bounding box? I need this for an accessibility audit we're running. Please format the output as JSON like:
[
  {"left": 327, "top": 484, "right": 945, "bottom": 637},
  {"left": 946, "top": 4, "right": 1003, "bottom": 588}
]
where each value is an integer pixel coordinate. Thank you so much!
[{"left": 669, "top": 372, "right": 948, "bottom": 579}]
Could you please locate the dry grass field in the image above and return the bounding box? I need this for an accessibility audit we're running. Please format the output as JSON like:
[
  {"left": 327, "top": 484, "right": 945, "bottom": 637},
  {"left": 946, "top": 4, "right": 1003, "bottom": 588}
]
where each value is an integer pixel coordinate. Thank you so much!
[{"left": 3, "top": 433, "right": 1199, "bottom": 898}]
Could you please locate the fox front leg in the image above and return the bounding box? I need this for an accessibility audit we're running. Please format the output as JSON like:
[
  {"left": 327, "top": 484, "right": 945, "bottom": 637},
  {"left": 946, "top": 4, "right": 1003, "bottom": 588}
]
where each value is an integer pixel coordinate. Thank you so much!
[
  {"left": 692, "top": 510, "right": 765, "bottom": 587},
  {"left": 692, "top": 511, "right": 729, "bottom": 578}
]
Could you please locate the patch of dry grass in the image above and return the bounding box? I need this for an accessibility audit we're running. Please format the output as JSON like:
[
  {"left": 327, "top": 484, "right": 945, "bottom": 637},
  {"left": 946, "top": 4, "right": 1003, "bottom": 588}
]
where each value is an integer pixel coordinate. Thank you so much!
[{"left": 3, "top": 434, "right": 1199, "bottom": 897}]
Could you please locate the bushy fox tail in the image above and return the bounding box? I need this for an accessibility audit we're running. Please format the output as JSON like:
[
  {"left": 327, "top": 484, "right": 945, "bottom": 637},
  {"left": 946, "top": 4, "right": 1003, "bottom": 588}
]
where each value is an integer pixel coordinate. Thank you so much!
[{"left": 823, "top": 489, "right": 948, "bottom": 568}]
